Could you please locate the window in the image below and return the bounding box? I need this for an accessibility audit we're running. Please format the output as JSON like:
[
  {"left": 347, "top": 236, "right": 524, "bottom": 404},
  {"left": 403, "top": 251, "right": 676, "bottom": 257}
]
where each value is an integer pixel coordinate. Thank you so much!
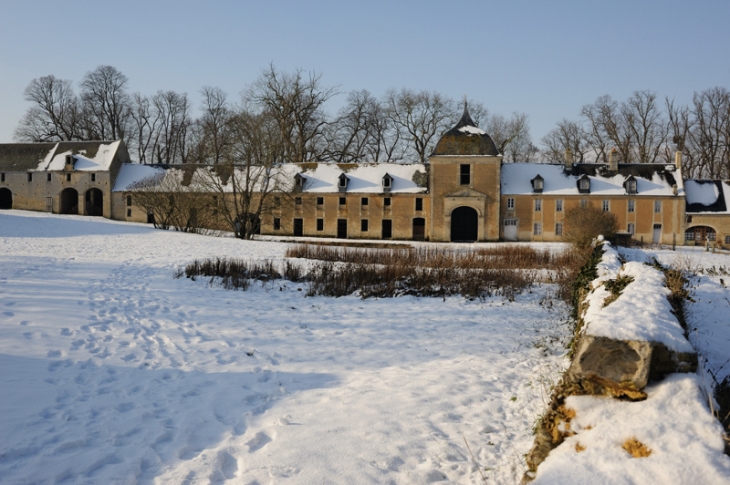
[
  {"left": 534, "top": 199, "right": 542, "bottom": 212},
  {"left": 708, "top": 232, "right": 716, "bottom": 241},
  {"left": 0, "top": 173, "right": 4, "bottom": 182},
  {"left": 384, "top": 197, "right": 391, "bottom": 207},
  {"left": 361, "top": 197, "right": 369, "bottom": 206},
  {"left": 459, "top": 164, "right": 470, "bottom": 185},
  {"left": 628, "top": 223, "right": 635, "bottom": 235},
  {"left": 555, "top": 199, "right": 563, "bottom": 212},
  {"left": 725, "top": 236, "right": 730, "bottom": 244},
  {"left": 628, "top": 199, "right": 635, "bottom": 213},
  {"left": 415, "top": 198, "right": 423, "bottom": 211},
  {"left": 580, "top": 199, "right": 588, "bottom": 208},
  {"left": 47, "top": 173, "right": 51, "bottom": 182},
  {"left": 274, "top": 196, "right": 281, "bottom": 206},
  {"left": 126, "top": 195, "right": 132, "bottom": 206},
  {"left": 45, "top": 197, "right": 53, "bottom": 212},
  {"left": 578, "top": 176, "right": 590, "bottom": 192},
  {"left": 654, "top": 200, "right": 662, "bottom": 213},
  {"left": 127, "top": 209, "right": 132, "bottom": 217},
  {"left": 91, "top": 173, "right": 96, "bottom": 182},
  {"left": 339, "top": 197, "right": 346, "bottom": 206},
  {"left": 28, "top": 173, "right": 33, "bottom": 182},
  {"left": 625, "top": 178, "right": 637, "bottom": 194},
  {"left": 295, "top": 197, "right": 302, "bottom": 205},
  {"left": 685, "top": 230, "right": 694, "bottom": 241},
  {"left": 507, "top": 198, "right": 514, "bottom": 209},
  {"left": 317, "top": 218, "right": 324, "bottom": 231},
  {"left": 602, "top": 200, "right": 610, "bottom": 212},
  {"left": 212, "top": 195, "right": 218, "bottom": 206},
  {"left": 66, "top": 173, "right": 71, "bottom": 182},
  {"left": 273, "top": 218, "right": 281, "bottom": 230},
  {"left": 555, "top": 223, "right": 563, "bottom": 236},
  {"left": 361, "top": 219, "right": 369, "bottom": 232},
  {"left": 531, "top": 175, "right": 544, "bottom": 193},
  {"left": 317, "top": 197, "right": 324, "bottom": 206},
  {"left": 382, "top": 220, "right": 392, "bottom": 239},
  {"left": 533, "top": 223, "right": 542, "bottom": 235}
]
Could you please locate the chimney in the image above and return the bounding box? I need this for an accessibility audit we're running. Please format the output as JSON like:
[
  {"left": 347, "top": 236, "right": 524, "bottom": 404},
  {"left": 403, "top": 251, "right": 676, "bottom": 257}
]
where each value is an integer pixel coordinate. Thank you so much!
[
  {"left": 609, "top": 148, "right": 618, "bottom": 172},
  {"left": 675, "top": 150, "right": 682, "bottom": 172},
  {"left": 564, "top": 148, "right": 574, "bottom": 171},
  {"left": 672, "top": 184, "right": 678, "bottom": 196}
]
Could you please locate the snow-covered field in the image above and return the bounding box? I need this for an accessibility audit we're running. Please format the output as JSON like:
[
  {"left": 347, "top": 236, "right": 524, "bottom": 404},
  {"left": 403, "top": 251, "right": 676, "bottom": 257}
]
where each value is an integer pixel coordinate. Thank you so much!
[{"left": 0, "top": 211, "right": 571, "bottom": 485}]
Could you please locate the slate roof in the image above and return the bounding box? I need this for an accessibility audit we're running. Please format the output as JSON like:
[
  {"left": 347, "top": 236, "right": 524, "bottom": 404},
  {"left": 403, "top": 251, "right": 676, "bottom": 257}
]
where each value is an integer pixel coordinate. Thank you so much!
[
  {"left": 685, "top": 180, "right": 730, "bottom": 213},
  {"left": 501, "top": 163, "right": 683, "bottom": 196},
  {"left": 431, "top": 107, "right": 501, "bottom": 157},
  {"left": 0, "top": 141, "right": 123, "bottom": 172}
]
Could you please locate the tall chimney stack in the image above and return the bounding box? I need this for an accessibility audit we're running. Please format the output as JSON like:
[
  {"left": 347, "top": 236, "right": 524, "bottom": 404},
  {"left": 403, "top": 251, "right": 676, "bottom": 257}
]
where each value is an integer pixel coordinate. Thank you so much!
[
  {"left": 675, "top": 150, "right": 682, "bottom": 172},
  {"left": 564, "top": 148, "right": 574, "bottom": 171},
  {"left": 609, "top": 148, "right": 618, "bottom": 172}
]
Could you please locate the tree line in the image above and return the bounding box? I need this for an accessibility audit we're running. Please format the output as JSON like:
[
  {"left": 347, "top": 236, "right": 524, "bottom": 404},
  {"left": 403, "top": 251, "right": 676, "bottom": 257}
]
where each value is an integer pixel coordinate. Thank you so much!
[
  {"left": 15, "top": 64, "right": 535, "bottom": 167},
  {"left": 541, "top": 88, "right": 730, "bottom": 179},
  {"left": 15, "top": 65, "right": 729, "bottom": 178}
]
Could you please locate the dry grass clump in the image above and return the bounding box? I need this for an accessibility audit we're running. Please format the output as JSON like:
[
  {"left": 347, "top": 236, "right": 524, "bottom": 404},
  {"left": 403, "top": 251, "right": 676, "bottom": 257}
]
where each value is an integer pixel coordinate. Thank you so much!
[
  {"left": 602, "top": 274, "right": 635, "bottom": 307},
  {"left": 575, "top": 443, "right": 586, "bottom": 453},
  {"left": 621, "top": 437, "right": 652, "bottom": 458}
]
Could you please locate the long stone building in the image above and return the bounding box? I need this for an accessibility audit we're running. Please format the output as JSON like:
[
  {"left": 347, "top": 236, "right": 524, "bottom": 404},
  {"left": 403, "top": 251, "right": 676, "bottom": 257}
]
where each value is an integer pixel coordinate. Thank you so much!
[{"left": 2, "top": 109, "right": 729, "bottom": 247}]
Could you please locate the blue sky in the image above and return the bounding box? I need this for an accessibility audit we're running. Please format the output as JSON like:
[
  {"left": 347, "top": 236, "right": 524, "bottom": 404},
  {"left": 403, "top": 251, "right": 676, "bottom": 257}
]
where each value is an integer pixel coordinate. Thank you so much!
[{"left": 1, "top": 0, "right": 728, "bottom": 148}]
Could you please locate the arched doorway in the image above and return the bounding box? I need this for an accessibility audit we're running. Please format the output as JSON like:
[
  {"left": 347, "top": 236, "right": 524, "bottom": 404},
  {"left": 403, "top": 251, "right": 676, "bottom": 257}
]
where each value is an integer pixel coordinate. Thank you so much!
[
  {"left": 451, "top": 206, "right": 478, "bottom": 242},
  {"left": 0, "top": 188, "right": 12, "bottom": 209},
  {"left": 685, "top": 226, "right": 716, "bottom": 244},
  {"left": 412, "top": 217, "right": 425, "bottom": 241},
  {"left": 60, "top": 188, "right": 79, "bottom": 214},
  {"left": 85, "top": 188, "right": 103, "bottom": 216}
]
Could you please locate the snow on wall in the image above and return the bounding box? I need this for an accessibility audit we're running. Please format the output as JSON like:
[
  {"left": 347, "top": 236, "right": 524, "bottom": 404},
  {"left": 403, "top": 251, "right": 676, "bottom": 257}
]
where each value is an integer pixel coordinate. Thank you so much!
[{"left": 582, "top": 243, "right": 693, "bottom": 352}]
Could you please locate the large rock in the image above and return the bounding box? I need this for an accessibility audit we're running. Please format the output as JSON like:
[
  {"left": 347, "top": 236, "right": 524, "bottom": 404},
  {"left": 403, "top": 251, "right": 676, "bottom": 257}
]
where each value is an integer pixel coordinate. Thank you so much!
[
  {"left": 568, "top": 336, "right": 698, "bottom": 401},
  {"left": 569, "top": 336, "right": 652, "bottom": 400}
]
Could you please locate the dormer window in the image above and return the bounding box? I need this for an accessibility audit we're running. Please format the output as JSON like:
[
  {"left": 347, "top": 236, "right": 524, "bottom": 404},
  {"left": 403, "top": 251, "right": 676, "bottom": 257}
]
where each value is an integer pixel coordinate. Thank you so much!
[
  {"left": 382, "top": 173, "right": 393, "bottom": 192},
  {"left": 65, "top": 155, "right": 74, "bottom": 170},
  {"left": 578, "top": 175, "right": 591, "bottom": 194},
  {"left": 624, "top": 176, "right": 637, "bottom": 195},
  {"left": 293, "top": 173, "right": 306, "bottom": 192},
  {"left": 338, "top": 173, "right": 349, "bottom": 193},
  {"left": 531, "top": 175, "right": 544, "bottom": 193}
]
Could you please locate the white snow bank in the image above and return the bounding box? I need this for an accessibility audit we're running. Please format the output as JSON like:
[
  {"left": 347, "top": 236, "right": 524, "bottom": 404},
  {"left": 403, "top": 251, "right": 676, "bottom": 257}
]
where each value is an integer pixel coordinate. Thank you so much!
[
  {"left": 593, "top": 241, "right": 622, "bottom": 285},
  {"left": 533, "top": 374, "right": 730, "bottom": 484},
  {"left": 583, "top": 260, "right": 693, "bottom": 352},
  {"left": 685, "top": 180, "right": 720, "bottom": 206}
]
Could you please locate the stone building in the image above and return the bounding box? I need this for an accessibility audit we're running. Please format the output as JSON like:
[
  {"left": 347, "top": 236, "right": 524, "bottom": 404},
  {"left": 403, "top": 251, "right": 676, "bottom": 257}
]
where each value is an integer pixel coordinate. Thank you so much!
[
  {"left": 3, "top": 109, "right": 730, "bottom": 247},
  {"left": 0, "top": 141, "right": 131, "bottom": 217}
]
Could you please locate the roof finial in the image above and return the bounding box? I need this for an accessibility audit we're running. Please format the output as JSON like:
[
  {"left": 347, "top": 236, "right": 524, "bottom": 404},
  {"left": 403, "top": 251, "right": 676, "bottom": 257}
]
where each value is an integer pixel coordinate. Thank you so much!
[{"left": 463, "top": 96, "right": 468, "bottom": 115}]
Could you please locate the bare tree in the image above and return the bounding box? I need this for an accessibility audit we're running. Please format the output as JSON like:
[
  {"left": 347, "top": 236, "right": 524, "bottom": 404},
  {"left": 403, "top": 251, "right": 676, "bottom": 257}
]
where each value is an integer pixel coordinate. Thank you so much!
[
  {"left": 541, "top": 119, "right": 591, "bottom": 164},
  {"left": 193, "top": 86, "right": 232, "bottom": 165},
  {"left": 482, "top": 112, "right": 537, "bottom": 162},
  {"left": 151, "top": 91, "right": 192, "bottom": 164},
  {"left": 79, "top": 65, "right": 131, "bottom": 141},
  {"left": 197, "top": 108, "right": 291, "bottom": 239},
  {"left": 15, "top": 75, "right": 81, "bottom": 141},
  {"left": 129, "top": 93, "right": 162, "bottom": 164},
  {"left": 247, "top": 65, "right": 336, "bottom": 164},
  {"left": 688, "top": 87, "right": 730, "bottom": 178},
  {"left": 386, "top": 88, "right": 455, "bottom": 164}
]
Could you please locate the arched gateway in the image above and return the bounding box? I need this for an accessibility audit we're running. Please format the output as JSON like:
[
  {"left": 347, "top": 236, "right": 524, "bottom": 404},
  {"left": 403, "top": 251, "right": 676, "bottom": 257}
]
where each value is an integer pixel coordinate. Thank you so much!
[
  {"left": 60, "top": 188, "right": 79, "bottom": 214},
  {"left": 450, "top": 206, "right": 478, "bottom": 242},
  {"left": 0, "top": 188, "right": 12, "bottom": 209},
  {"left": 85, "top": 188, "right": 103, "bottom": 216}
]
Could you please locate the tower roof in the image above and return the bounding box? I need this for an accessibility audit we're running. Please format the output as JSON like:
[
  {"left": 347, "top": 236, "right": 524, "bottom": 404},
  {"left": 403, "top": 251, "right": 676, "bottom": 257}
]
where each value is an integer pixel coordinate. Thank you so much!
[{"left": 431, "top": 104, "right": 501, "bottom": 157}]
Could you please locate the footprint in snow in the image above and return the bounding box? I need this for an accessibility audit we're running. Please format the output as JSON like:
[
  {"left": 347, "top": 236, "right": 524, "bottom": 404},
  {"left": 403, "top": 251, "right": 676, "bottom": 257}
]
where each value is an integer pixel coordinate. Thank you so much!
[{"left": 245, "top": 432, "right": 272, "bottom": 453}]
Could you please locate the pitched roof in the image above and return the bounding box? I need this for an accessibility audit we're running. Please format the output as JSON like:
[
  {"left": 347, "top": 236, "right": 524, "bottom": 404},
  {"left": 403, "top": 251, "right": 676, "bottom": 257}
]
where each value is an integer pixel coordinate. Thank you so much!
[
  {"left": 431, "top": 106, "right": 501, "bottom": 157},
  {"left": 501, "top": 163, "right": 683, "bottom": 196},
  {"left": 0, "top": 141, "right": 124, "bottom": 172}
]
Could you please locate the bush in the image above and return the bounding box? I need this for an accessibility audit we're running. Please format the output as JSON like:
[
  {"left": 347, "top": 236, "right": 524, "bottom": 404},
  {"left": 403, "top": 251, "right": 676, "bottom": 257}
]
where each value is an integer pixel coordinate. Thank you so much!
[{"left": 562, "top": 205, "right": 618, "bottom": 249}]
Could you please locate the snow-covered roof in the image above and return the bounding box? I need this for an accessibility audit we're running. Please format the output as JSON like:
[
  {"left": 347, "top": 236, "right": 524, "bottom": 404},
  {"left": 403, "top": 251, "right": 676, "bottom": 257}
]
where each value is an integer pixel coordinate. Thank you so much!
[
  {"left": 289, "top": 163, "right": 427, "bottom": 193},
  {"left": 501, "top": 163, "right": 683, "bottom": 197},
  {"left": 0, "top": 141, "right": 125, "bottom": 172},
  {"left": 685, "top": 180, "right": 730, "bottom": 214},
  {"left": 38, "top": 141, "right": 122, "bottom": 171},
  {"left": 113, "top": 162, "right": 428, "bottom": 194}
]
